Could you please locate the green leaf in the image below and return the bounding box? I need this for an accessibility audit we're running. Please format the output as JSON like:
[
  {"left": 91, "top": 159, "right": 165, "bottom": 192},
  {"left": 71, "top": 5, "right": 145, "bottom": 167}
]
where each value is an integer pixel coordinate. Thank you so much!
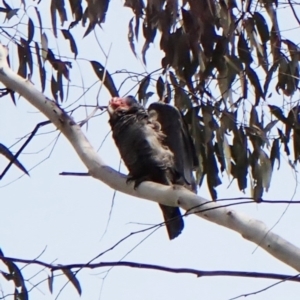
[
  {"left": 257, "top": 45, "right": 269, "bottom": 73},
  {"left": 6, "top": 8, "right": 18, "bottom": 20},
  {"left": 61, "top": 268, "right": 82, "bottom": 296},
  {"left": 253, "top": 12, "right": 269, "bottom": 44},
  {"left": 223, "top": 134, "right": 232, "bottom": 178},
  {"left": 263, "top": 120, "right": 278, "bottom": 134},
  {"left": 250, "top": 106, "right": 259, "bottom": 127},
  {"left": 270, "top": 139, "right": 280, "bottom": 169},
  {"left": 128, "top": 18, "right": 137, "bottom": 57},
  {"left": 225, "top": 55, "right": 243, "bottom": 74},
  {"left": 245, "top": 66, "right": 264, "bottom": 105},
  {"left": 3, "top": 260, "right": 23, "bottom": 288},
  {"left": 238, "top": 33, "right": 253, "bottom": 65},
  {"left": 90, "top": 61, "right": 119, "bottom": 97},
  {"left": 217, "top": 68, "right": 228, "bottom": 101},
  {"left": 138, "top": 75, "right": 150, "bottom": 103},
  {"left": 276, "top": 56, "right": 290, "bottom": 95},
  {"left": 259, "top": 149, "right": 272, "bottom": 191},
  {"left": 17, "top": 44, "right": 27, "bottom": 78},
  {"left": 14, "top": 286, "right": 28, "bottom": 300},
  {"left": 27, "top": 18, "right": 34, "bottom": 44},
  {"left": 48, "top": 272, "right": 53, "bottom": 294},
  {"left": 61, "top": 29, "right": 78, "bottom": 58},
  {"left": 41, "top": 32, "right": 48, "bottom": 61},
  {"left": 156, "top": 76, "right": 164, "bottom": 100},
  {"left": 264, "top": 63, "right": 278, "bottom": 97},
  {"left": 270, "top": 26, "right": 281, "bottom": 63},
  {"left": 35, "top": 42, "right": 46, "bottom": 92},
  {"left": 51, "top": 75, "right": 58, "bottom": 102},
  {"left": 269, "top": 105, "right": 287, "bottom": 123},
  {"left": 174, "top": 88, "right": 192, "bottom": 110},
  {"left": 50, "top": 0, "right": 57, "bottom": 37},
  {"left": 0, "top": 144, "right": 29, "bottom": 176}
]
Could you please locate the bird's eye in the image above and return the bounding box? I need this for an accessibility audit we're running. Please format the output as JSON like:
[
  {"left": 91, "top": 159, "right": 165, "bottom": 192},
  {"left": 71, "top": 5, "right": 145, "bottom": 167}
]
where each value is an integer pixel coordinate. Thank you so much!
[{"left": 125, "top": 96, "right": 137, "bottom": 104}]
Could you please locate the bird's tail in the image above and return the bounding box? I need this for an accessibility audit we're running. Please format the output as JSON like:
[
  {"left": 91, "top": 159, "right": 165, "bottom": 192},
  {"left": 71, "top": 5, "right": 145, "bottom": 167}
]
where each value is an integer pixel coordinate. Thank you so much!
[{"left": 159, "top": 204, "right": 184, "bottom": 240}]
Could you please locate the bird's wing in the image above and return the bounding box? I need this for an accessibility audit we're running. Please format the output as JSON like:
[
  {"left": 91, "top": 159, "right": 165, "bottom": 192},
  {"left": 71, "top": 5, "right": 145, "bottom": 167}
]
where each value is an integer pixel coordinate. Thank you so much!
[{"left": 148, "top": 102, "right": 198, "bottom": 190}]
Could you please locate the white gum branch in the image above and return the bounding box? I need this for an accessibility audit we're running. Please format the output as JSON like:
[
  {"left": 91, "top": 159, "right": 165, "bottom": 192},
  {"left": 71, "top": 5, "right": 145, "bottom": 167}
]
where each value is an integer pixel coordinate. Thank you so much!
[{"left": 0, "top": 44, "right": 299, "bottom": 271}]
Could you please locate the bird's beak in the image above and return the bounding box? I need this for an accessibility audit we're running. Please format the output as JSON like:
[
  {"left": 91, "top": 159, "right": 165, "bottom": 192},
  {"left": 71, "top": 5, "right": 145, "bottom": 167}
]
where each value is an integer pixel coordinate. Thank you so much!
[
  {"left": 108, "top": 98, "right": 129, "bottom": 115},
  {"left": 109, "top": 97, "right": 124, "bottom": 109},
  {"left": 107, "top": 97, "right": 118, "bottom": 115}
]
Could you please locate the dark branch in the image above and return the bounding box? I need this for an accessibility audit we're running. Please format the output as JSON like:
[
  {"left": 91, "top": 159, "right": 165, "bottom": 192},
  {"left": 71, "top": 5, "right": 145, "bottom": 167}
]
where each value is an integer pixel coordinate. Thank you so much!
[
  {"left": 0, "top": 121, "right": 51, "bottom": 179},
  {"left": 59, "top": 172, "right": 90, "bottom": 176},
  {"left": 0, "top": 255, "right": 299, "bottom": 283}
]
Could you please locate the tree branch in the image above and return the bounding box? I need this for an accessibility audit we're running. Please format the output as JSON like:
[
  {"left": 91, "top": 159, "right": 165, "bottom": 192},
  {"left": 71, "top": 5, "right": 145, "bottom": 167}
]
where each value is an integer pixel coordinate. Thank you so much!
[
  {"left": 0, "top": 44, "right": 300, "bottom": 271},
  {"left": 1, "top": 255, "right": 300, "bottom": 283}
]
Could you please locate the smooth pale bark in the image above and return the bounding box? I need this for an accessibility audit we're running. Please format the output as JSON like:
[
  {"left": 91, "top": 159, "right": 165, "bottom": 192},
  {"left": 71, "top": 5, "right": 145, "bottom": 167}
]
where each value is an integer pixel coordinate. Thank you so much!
[{"left": 0, "top": 44, "right": 299, "bottom": 271}]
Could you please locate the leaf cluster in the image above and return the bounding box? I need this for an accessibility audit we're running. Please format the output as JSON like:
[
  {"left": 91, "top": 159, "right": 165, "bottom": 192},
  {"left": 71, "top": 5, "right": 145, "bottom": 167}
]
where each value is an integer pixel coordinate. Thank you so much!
[{"left": 1, "top": 0, "right": 300, "bottom": 200}]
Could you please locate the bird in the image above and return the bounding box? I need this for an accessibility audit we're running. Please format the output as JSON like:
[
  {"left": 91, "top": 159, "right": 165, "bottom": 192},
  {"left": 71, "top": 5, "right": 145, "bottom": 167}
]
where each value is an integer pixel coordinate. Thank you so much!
[{"left": 107, "top": 96, "right": 197, "bottom": 239}]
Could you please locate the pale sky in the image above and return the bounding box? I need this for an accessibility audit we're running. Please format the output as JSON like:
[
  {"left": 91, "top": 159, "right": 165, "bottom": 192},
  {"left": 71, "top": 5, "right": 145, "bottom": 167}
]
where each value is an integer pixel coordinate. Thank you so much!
[{"left": 0, "top": 1, "right": 300, "bottom": 300}]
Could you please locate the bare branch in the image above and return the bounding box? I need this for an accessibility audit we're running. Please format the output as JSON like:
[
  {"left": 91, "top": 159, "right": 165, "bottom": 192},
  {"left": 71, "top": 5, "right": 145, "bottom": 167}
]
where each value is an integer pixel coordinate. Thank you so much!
[{"left": 0, "top": 255, "right": 300, "bottom": 283}]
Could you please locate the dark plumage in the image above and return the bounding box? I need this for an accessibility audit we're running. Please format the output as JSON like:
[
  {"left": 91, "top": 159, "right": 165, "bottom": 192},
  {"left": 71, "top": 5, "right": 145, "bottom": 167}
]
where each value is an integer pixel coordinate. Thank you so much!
[
  {"left": 148, "top": 102, "right": 198, "bottom": 192},
  {"left": 108, "top": 96, "right": 197, "bottom": 239}
]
